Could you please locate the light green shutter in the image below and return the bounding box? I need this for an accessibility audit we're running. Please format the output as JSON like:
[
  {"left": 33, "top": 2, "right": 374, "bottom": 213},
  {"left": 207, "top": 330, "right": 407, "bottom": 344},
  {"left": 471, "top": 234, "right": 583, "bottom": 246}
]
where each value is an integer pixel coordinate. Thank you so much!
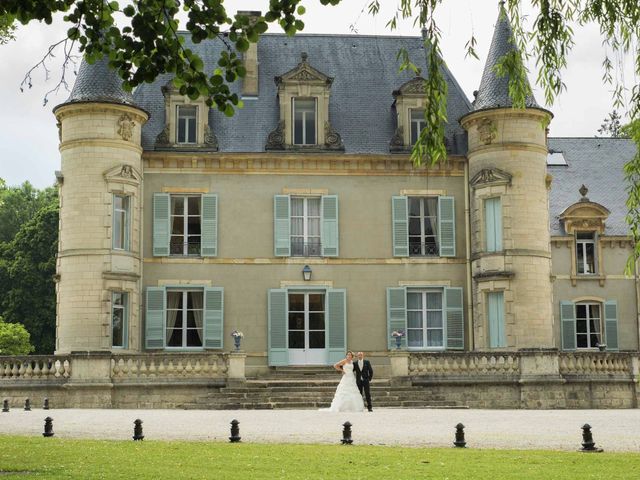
[
  {"left": 387, "top": 287, "right": 407, "bottom": 349},
  {"left": 445, "top": 287, "right": 464, "bottom": 350},
  {"left": 153, "top": 193, "right": 170, "bottom": 256},
  {"left": 203, "top": 287, "right": 224, "bottom": 349},
  {"left": 488, "top": 291, "right": 505, "bottom": 348},
  {"left": 201, "top": 194, "right": 218, "bottom": 257},
  {"left": 326, "top": 289, "right": 347, "bottom": 364},
  {"left": 274, "top": 195, "right": 291, "bottom": 257},
  {"left": 485, "top": 197, "right": 502, "bottom": 252},
  {"left": 321, "top": 195, "right": 339, "bottom": 257},
  {"left": 604, "top": 300, "right": 619, "bottom": 351},
  {"left": 438, "top": 196, "right": 456, "bottom": 257},
  {"left": 392, "top": 196, "right": 409, "bottom": 257},
  {"left": 560, "top": 301, "right": 576, "bottom": 351},
  {"left": 268, "top": 289, "right": 288, "bottom": 366},
  {"left": 145, "top": 287, "right": 165, "bottom": 349}
]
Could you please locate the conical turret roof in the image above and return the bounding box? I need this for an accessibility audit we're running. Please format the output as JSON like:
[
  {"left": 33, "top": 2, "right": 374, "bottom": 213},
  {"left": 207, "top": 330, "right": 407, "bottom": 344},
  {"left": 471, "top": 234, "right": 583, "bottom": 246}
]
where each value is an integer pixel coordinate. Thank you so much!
[
  {"left": 54, "top": 56, "right": 137, "bottom": 111},
  {"left": 473, "top": 3, "right": 539, "bottom": 111}
]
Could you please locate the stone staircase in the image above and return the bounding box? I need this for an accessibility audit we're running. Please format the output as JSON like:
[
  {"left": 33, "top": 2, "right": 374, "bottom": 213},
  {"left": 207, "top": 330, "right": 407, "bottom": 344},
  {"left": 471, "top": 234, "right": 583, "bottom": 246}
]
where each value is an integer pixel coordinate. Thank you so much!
[{"left": 182, "top": 367, "right": 467, "bottom": 410}]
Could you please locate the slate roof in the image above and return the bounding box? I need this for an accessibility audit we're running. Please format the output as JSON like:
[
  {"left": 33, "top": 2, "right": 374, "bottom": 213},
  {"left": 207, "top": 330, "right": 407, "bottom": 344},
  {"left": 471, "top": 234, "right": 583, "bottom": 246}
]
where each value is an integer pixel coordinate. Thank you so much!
[
  {"left": 547, "top": 137, "right": 636, "bottom": 235},
  {"left": 133, "top": 33, "right": 473, "bottom": 154},
  {"left": 54, "top": 57, "right": 137, "bottom": 111},
  {"left": 472, "top": 5, "right": 539, "bottom": 111}
]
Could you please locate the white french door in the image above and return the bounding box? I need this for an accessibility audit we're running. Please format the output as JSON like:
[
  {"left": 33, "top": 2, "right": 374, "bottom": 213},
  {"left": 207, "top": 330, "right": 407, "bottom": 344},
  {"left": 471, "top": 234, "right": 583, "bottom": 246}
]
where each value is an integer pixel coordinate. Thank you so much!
[{"left": 288, "top": 292, "right": 327, "bottom": 364}]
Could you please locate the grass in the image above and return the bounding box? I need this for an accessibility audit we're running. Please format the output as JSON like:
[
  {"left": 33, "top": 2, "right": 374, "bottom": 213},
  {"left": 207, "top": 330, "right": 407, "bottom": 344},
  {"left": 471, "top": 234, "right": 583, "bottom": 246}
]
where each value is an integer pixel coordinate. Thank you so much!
[{"left": 1, "top": 436, "right": 639, "bottom": 479}]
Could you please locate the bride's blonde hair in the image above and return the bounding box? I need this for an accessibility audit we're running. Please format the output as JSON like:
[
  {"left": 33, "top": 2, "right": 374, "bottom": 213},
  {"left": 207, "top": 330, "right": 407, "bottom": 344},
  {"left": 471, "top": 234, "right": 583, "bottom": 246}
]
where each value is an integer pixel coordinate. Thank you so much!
[{"left": 346, "top": 350, "right": 354, "bottom": 358}]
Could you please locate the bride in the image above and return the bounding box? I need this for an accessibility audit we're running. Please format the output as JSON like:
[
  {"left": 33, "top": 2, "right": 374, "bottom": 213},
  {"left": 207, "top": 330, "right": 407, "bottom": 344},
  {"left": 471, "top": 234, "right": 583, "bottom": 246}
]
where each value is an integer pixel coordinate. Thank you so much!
[{"left": 326, "top": 351, "right": 365, "bottom": 412}]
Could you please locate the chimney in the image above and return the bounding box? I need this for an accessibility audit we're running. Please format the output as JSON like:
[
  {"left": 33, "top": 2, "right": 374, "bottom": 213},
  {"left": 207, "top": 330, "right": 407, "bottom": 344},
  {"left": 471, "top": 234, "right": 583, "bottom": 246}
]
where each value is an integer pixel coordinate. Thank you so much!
[{"left": 238, "top": 10, "right": 261, "bottom": 97}]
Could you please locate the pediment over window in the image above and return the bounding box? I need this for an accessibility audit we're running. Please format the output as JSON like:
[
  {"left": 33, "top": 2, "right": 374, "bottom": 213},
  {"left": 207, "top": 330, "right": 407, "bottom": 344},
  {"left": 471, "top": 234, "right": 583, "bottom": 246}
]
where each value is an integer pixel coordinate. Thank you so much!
[
  {"left": 470, "top": 168, "right": 512, "bottom": 189},
  {"left": 393, "top": 77, "right": 426, "bottom": 98},
  {"left": 104, "top": 164, "right": 142, "bottom": 187},
  {"left": 275, "top": 52, "right": 334, "bottom": 87},
  {"left": 560, "top": 202, "right": 610, "bottom": 234}
]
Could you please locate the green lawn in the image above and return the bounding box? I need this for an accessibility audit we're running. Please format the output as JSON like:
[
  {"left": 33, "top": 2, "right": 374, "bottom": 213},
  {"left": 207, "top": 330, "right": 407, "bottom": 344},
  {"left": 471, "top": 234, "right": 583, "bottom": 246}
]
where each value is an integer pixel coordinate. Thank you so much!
[{"left": 1, "top": 436, "right": 639, "bottom": 479}]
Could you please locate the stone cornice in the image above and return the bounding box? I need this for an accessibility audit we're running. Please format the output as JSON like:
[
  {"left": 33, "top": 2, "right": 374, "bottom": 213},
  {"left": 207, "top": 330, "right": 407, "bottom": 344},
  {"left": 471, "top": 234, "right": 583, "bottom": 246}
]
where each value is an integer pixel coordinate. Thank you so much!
[
  {"left": 54, "top": 103, "right": 148, "bottom": 124},
  {"left": 142, "top": 153, "right": 467, "bottom": 176}
]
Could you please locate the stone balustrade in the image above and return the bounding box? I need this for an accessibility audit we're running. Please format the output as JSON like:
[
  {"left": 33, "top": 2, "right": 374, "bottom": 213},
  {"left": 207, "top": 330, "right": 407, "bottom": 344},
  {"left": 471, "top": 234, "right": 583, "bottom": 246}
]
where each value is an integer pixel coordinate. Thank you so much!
[
  {"left": 0, "top": 355, "right": 71, "bottom": 381},
  {"left": 559, "top": 352, "right": 632, "bottom": 376},
  {"left": 111, "top": 353, "right": 228, "bottom": 381},
  {"left": 409, "top": 352, "right": 520, "bottom": 376}
]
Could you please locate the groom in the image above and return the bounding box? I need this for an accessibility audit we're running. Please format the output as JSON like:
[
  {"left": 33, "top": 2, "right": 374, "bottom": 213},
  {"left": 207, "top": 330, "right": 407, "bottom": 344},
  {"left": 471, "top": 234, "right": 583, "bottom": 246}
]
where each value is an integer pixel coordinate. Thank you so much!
[{"left": 353, "top": 351, "right": 374, "bottom": 412}]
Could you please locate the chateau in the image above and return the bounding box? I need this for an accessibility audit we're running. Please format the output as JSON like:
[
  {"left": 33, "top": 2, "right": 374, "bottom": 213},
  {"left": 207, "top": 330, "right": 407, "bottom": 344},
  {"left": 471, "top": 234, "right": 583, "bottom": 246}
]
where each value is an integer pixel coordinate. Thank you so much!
[{"left": 3, "top": 5, "right": 639, "bottom": 409}]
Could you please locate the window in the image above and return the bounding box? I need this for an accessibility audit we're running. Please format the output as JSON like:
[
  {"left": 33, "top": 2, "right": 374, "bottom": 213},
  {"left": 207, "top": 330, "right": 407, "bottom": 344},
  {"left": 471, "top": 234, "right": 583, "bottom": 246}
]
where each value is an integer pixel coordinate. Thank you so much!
[
  {"left": 291, "top": 197, "right": 321, "bottom": 256},
  {"left": 177, "top": 105, "right": 197, "bottom": 144},
  {"left": 487, "top": 291, "right": 505, "bottom": 348},
  {"left": 166, "top": 289, "right": 204, "bottom": 348},
  {"left": 170, "top": 196, "right": 201, "bottom": 256},
  {"left": 406, "top": 290, "right": 444, "bottom": 349},
  {"left": 145, "top": 286, "right": 223, "bottom": 350},
  {"left": 292, "top": 98, "right": 316, "bottom": 145},
  {"left": 111, "top": 292, "right": 128, "bottom": 348},
  {"left": 560, "top": 299, "right": 618, "bottom": 351},
  {"left": 112, "top": 194, "right": 130, "bottom": 251},
  {"left": 410, "top": 109, "right": 425, "bottom": 145},
  {"left": 484, "top": 197, "right": 502, "bottom": 252},
  {"left": 408, "top": 197, "right": 439, "bottom": 256},
  {"left": 576, "top": 232, "right": 596, "bottom": 274},
  {"left": 274, "top": 195, "right": 338, "bottom": 257},
  {"left": 576, "top": 303, "right": 601, "bottom": 349},
  {"left": 387, "top": 286, "right": 464, "bottom": 350}
]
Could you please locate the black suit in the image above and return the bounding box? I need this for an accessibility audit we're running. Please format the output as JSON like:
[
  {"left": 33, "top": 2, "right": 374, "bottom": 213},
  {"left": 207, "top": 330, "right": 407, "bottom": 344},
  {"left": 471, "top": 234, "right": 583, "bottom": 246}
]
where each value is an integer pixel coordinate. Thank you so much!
[{"left": 353, "top": 359, "right": 374, "bottom": 411}]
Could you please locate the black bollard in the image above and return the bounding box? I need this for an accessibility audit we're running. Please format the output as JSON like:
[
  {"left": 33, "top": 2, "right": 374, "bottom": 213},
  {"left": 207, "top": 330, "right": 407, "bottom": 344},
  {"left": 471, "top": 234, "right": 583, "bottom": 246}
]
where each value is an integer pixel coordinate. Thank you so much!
[
  {"left": 580, "top": 424, "right": 603, "bottom": 452},
  {"left": 43, "top": 398, "right": 50, "bottom": 410},
  {"left": 229, "top": 419, "right": 241, "bottom": 443},
  {"left": 2, "top": 399, "right": 9, "bottom": 413},
  {"left": 24, "top": 398, "right": 31, "bottom": 411},
  {"left": 453, "top": 423, "right": 466, "bottom": 448},
  {"left": 43, "top": 417, "right": 54, "bottom": 437},
  {"left": 133, "top": 419, "right": 144, "bottom": 441},
  {"left": 341, "top": 421, "right": 353, "bottom": 445}
]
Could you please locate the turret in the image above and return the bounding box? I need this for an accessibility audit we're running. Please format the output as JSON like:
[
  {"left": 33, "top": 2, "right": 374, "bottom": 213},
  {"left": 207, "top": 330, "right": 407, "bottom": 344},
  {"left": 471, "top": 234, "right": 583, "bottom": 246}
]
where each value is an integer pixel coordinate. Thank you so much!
[
  {"left": 461, "top": 3, "right": 554, "bottom": 349},
  {"left": 53, "top": 57, "right": 148, "bottom": 353}
]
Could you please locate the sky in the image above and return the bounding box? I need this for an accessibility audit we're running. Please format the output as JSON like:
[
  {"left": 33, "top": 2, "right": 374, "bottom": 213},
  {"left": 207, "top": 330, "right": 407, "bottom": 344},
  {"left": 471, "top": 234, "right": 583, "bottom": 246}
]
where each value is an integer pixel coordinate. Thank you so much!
[{"left": 0, "top": 0, "right": 636, "bottom": 188}]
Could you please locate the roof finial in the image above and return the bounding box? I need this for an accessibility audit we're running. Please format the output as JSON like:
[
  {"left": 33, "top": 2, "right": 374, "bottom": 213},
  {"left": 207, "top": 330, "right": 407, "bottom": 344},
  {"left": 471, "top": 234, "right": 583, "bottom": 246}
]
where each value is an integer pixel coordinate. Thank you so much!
[{"left": 579, "top": 184, "right": 589, "bottom": 201}]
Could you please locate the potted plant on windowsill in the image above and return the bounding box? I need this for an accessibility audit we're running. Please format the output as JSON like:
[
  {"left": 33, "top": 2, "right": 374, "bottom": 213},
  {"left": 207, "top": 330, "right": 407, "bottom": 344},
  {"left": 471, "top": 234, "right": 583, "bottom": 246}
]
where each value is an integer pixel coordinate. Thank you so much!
[
  {"left": 596, "top": 343, "right": 606, "bottom": 352},
  {"left": 391, "top": 330, "right": 405, "bottom": 350},
  {"left": 231, "top": 330, "right": 244, "bottom": 351}
]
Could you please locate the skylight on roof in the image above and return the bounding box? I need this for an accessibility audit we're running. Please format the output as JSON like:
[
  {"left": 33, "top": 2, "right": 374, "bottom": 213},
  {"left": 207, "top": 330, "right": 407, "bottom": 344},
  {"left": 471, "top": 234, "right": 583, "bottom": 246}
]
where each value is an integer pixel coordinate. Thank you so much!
[{"left": 547, "top": 152, "right": 567, "bottom": 166}]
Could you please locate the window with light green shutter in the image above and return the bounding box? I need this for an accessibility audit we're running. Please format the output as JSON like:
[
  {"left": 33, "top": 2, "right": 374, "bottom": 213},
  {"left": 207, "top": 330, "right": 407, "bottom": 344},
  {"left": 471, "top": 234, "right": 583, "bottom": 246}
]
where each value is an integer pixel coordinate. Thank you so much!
[
  {"left": 487, "top": 291, "right": 505, "bottom": 348},
  {"left": 438, "top": 196, "right": 456, "bottom": 257},
  {"left": 485, "top": 197, "right": 502, "bottom": 252},
  {"left": 274, "top": 196, "right": 291, "bottom": 257},
  {"left": 604, "top": 300, "right": 619, "bottom": 351},
  {"left": 326, "top": 289, "right": 346, "bottom": 363},
  {"left": 145, "top": 287, "right": 166, "bottom": 349},
  {"left": 391, "top": 197, "right": 409, "bottom": 257},
  {"left": 321, "top": 195, "right": 339, "bottom": 257},
  {"left": 201, "top": 194, "right": 218, "bottom": 257},
  {"left": 203, "top": 287, "right": 224, "bottom": 348},
  {"left": 153, "top": 193, "right": 170, "bottom": 256},
  {"left": 560, "top": 301, "right": 576, "bottom": 351},
  {"left": 386, "top": 287, "right": 407, "bottom": 349},
  {"left": 268, "top": 289, "right": 289, "bottom": 365},
  {"left": 445, "top": 287, "right": 464, "bottom": 349}
]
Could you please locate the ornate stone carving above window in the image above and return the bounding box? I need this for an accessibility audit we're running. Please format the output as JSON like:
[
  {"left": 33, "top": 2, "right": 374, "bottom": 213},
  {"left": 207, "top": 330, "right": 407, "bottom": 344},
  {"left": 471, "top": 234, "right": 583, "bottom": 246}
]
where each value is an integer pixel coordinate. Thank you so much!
[
  {"left": 470, "top": 168, "right": 513, "bottom": 189},
  {"left": 154, "top": 80, "right": 218, "bottom": 151},
  {"left": 104, "top": 164, "right": 142, "bottom": 193},
  {"left": 560, "top": 185, "right": 610, "bottom": 235},
  {"left": 265, "top": 52, "right": 343, "bottom": 151}
]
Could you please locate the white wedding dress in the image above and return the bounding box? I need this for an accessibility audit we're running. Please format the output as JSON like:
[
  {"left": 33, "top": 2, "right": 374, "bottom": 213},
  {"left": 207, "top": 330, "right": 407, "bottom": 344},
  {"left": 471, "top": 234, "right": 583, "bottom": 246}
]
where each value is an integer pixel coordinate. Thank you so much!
[{"left": 327, "top": 362, "right": 365, "bottom": 412}]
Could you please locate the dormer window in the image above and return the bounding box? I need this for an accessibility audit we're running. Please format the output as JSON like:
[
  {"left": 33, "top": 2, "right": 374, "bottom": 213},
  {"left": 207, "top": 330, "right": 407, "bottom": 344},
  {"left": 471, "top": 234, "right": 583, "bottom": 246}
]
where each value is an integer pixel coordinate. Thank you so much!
[
  {"left": 410, "top": 109, "right": 425, "bottom": 145},
  {"left": 293, "top": 98, "right": 317, "bottom": 145},
  {"left": 177, "top": 105, "right": 197, "bottom": 144},
  {"left": 266, "top": 53, "right": 343, "bottom": 151},
  {"left": 155, "top": 80, "right": 218, "bottom": 151},
  {"left": 576, "top": 232, "right": 596, "bottom": 275}
]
